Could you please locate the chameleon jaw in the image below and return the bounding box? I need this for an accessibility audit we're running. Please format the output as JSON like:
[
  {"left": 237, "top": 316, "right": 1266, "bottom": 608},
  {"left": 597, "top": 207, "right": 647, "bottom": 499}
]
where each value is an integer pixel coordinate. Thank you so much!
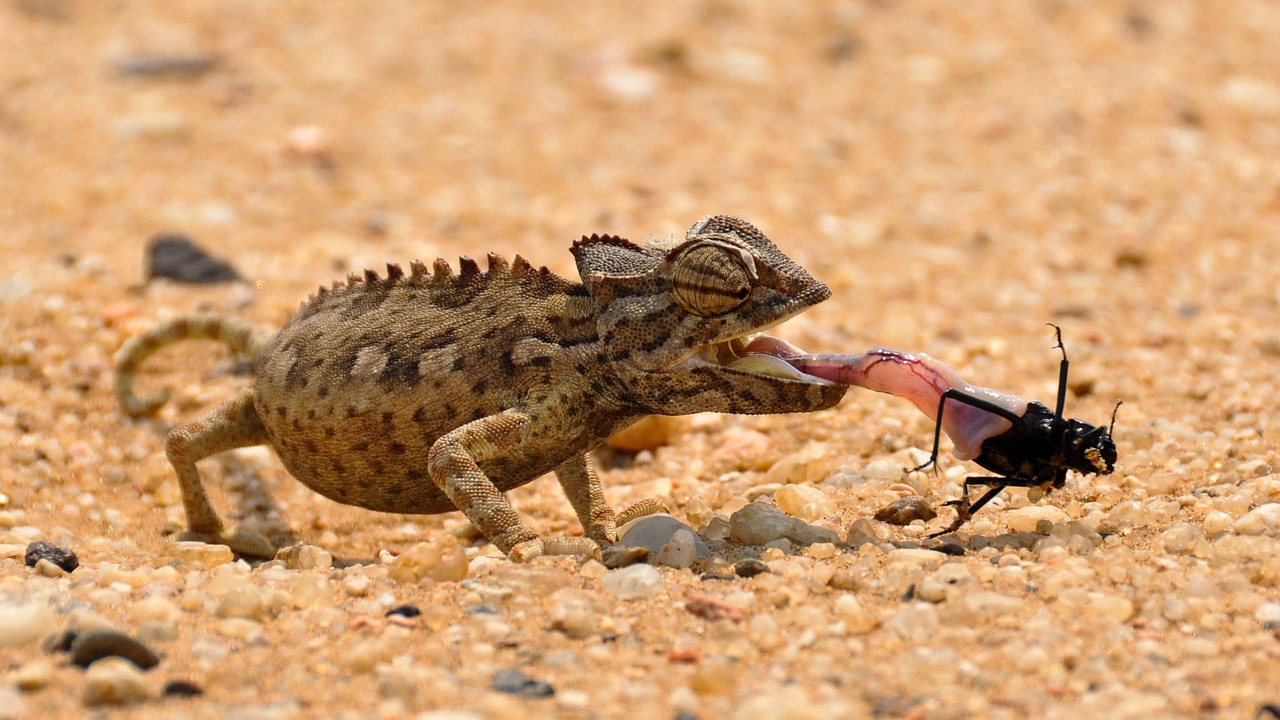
[{"left": 696, "top": 333, "right": 835, "bottom": 384}]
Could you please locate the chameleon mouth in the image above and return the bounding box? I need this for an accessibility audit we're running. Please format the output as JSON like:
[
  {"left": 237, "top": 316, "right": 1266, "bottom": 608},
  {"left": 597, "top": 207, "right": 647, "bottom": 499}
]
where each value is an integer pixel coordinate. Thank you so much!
[{"left": 698, "top": 333, "right": 834, "bottom": 384}]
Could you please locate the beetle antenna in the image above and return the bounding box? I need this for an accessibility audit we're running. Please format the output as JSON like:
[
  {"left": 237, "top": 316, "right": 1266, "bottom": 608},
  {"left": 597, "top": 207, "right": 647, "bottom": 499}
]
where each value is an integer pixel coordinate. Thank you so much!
[
  {"left": 1048, "top": 323, "right": 1068, "bottom": 425},
  {"left": 1108, "top": 400, "right": 1123, "bottom": 436}
]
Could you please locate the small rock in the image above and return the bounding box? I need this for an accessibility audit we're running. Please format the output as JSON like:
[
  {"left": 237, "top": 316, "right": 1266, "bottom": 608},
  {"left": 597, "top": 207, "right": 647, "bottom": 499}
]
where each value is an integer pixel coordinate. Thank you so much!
[
  {"left": 169, "top": 541, "right": 235, "bottom": 566},
  {"left": 846, "top": 517, "right": 884, "bottom": 545},
  {"left": 734, "top": 558, "right": 770, "bottom": 578},
  {"left": 886, "top": 548, "right": 948, "bottom": 568},
  {"left": 10, "top": 657, "right": 54, "bottom": 692},
  {"left": 1154, "top": 522, "right": 1207, "bottom": 555},
  {"left": 387, "top": 536, "right": 469, "bottom": 584},
  {"left": 162, "top": 680, "right": 203, "bottom": 697},
  {"left": 34, "top": 558, "right": 67, "bottom": 577},
  {"left": 276, "top": 543, "right": 333, "bottom": 570},
  {"left": 729, "top": 501, "right": 837, "bottom": 546},
  {"left": 956, "top": 591, "right": 1026, "bottom": 618},
  {"left": 774, "top": 484, "right": 837, "bottom": 521},
  {"left": 763, "top": 442, "right": 832, "bottom": 485},
  {"left": 491, "top": 668, "right": 554, "bottom": 698},
  {"left": 83, "top": 657, "right": 149, "bottom": 706},
  {"left": 147, "top": 233, "right": 241, "bottom": 284},
  {"left": 933, "top": 542, "right": 966, "bottom": 556},
  {"left": 1002, "top": 505, "right": 1069, "bottom": 533},
  {"left": 601, "top": 564, "right": 664, "bottom": 600},
  {"left": 684, "top": 592, "right": 743, "bottom": 623},
  {"left": 1234, "top": 504, "right": 1280, "bottom": 536},
  {"left": 619, "top": 515, "right": 708, "bottom": 560},
  {"left": 24, "top": 541, "right": 78, "bottom": 572},
  {"left": 886, "top": 602, "right": 940, "bottom": 642},
  {"left": 548, "top": 603, "right": 597, "bottom": 639},
  {"left": 70, "top": 630, "right": 161, "bottom": 670},
  {"left": 1254, "top": 602, "right": 1280, "bottom": 626},
  {"left": 215, "top": 587, "right": 276, "bottom": 623},
  {"left": 654, "top": 529, "right": 700, "bottom": 569},
  {"left": 874, "top": 496, "right": 937, "bottom": 526},
  {"left": 385, "top": 604, "right": 421, "bottom": 619},
  {"left": 601, "top": 544, "right": 649, "bottom": 569}
]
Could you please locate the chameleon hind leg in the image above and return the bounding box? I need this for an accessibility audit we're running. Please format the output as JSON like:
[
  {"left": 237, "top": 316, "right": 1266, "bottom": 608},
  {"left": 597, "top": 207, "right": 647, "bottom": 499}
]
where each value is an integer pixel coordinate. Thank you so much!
[{"left": 164, "top": 386, "right": 277, "bottom": 559}]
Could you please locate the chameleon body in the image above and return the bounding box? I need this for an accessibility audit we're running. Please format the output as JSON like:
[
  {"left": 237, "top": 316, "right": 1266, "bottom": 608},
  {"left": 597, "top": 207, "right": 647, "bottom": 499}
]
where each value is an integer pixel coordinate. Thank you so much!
[{"left": 115, "top": 216, "right": 847, "bottom": 561}]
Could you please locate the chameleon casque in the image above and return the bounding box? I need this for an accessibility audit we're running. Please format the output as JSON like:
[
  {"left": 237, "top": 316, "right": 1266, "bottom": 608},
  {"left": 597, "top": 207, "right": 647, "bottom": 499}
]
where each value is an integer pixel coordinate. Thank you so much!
[{"left": 115, "top": 216, "right": 848, "bottom": 561}]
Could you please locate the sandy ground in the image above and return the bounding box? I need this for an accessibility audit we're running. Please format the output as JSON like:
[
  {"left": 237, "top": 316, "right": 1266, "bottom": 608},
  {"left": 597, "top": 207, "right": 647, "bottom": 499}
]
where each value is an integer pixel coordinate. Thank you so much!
[{"left": 3, "top": 1, "right": 1280, "bottom": 718}]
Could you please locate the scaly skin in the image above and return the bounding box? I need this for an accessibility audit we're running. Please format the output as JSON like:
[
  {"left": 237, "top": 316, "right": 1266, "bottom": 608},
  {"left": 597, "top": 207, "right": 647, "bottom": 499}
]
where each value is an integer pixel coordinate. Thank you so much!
[{"left": 115, "top": 216, "right": 848, "bottom": 561}]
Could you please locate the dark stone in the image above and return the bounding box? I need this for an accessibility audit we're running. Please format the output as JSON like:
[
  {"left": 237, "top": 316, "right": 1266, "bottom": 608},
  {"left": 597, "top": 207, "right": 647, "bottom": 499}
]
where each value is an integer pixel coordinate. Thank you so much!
[
  {"left": 43, "top": 629, "right": 78, "bottom": 654},
  {"left": 25, "top": 541, "right": 79, "bottom": 572},
  {"left": 70, "top": 630, "right": 161, "bottom": 671},
  {"left": 601, "top": 545, "right": 648, "bottom": 569},
  {"left": 491, "top": 668, "right": 555, "bottom": 699},
  {"left": 163, "top": 680, "right": 204, "bottom": 697},
  {"left": 734, "top": 558, "right": 770, "bottom": 578},
  {"left": 933, "top": 542, "right": 966, "bottom": 556},
  {"left": 147, "top": 233, "right": 241, "bottom": 284},
  {"left": 385, "top": 604, "right": 421, "bottom": 619},
  {"left": 465, "top": 604, "right": 501, "bottom": 616}
]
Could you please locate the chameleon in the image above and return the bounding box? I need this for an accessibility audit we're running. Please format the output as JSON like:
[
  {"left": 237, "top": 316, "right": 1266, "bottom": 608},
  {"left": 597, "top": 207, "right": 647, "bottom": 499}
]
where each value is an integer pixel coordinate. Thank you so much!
[{"left": 114, "top": 216, "right": 848, "bottom": 561}]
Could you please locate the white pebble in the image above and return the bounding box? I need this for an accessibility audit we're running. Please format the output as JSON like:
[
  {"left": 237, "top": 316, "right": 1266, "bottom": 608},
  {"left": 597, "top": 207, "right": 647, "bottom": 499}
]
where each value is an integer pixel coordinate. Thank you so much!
[
  {"left": 601, "top": 564, "right": 664, "bottom": 600},
  {"left": 774, "top": 484, "right": 836, "bottom": 521},
  {"left": 1254, "top": 602, "right": 1280, "bottom": 625},
  {"left": 83, "top": 657, "right": 149, "bottom": 706},
  {"left": 0, "top": 596, "right": 58, "bottom": 648},
  {"left": 1002, "top": 505, "right": 1068, "bottom": 533},
  {"left": 886, "top": 602, "right": 939, "bottom": 642},
  {"left": 1234, "top": 504, "right": 1280, "bottom": 536},
  {"left": 653, "top": 529, "right": 699, "bottom": 569}
]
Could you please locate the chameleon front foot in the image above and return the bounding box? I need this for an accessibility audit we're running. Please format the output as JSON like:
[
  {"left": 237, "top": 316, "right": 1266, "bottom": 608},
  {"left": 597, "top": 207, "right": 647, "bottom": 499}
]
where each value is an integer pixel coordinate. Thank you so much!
[
  {"left": 178, "top": 527, "right": 278, "bottom": 560},
  {"left": 508, "top": 536, "right": 604, "bottom": 563}
]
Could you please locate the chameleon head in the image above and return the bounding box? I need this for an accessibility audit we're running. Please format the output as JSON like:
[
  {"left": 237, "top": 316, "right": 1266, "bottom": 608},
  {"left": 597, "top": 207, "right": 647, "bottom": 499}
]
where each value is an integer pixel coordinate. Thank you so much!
[{"left": 572, "top": 215, "right": 848, "bottom": 416}]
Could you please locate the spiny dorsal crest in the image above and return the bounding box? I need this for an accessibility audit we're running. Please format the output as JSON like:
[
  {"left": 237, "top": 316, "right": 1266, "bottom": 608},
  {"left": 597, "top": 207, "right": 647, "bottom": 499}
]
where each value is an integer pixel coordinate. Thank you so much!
[{"left": 305, "top": 253, "right": 560, "bottom": 305}]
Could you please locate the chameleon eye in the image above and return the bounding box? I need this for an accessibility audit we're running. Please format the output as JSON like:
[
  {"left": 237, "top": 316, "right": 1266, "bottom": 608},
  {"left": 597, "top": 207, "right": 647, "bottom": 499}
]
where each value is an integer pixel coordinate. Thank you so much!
[{"left": 671, "top": 244, "right": 756, "bottom": 317}]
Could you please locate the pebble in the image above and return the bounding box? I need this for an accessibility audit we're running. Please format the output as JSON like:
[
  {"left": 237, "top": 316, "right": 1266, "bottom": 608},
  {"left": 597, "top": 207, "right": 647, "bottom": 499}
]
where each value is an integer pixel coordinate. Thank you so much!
[
  {"left": 146, "top": 233, "right": 241, "bottom": 284},
  {"left": 886, "top": 602, "right": 940, "bottom": 642},
  {"left": 136, "top": 621, "right": 179, "bottom": 644},
  {"left": 1254, "top": 602, "right": 1280, "bottom": 626},
  {"left": 0, "top": 597, "right": 58, "bottom": 648},
  {"left": 215, "top": 587, "right": 276, "bottom": 623},
  {"left": 619, "top": 515, "right": 708, "bottom": 559},
  {"left": 729, "top": 502, "right": 838, "bottom": 546},
  {"left": 1233, "top": 504, "right": 1280, "bottom": 536},
  {"left": 10, "top": 657, "right": 54, "bottom": 692},
  {"left": 873, "top": 496, "right": 937, "bottom": 526},
  {"left": 601, "top": 544, "right": 649, "bottom": 568},
  {"left": 654, "top": 529, "right": 701, "bottom": 569},
  {"left": 762, "top": 442, "right": 832, "bottom": 485},
  {"left": 1154, "top": 522, "right": 1208, "bottom": 555},
  {"left": 735, "top": 558, "right": 770, "bottom": 578},
  {"left": 955, "top": 591, "right": 1026, "bottom": 618},
  {"left": 387, "top": 536, "right": 470, "bottom": 584},
  {"left": 386, "top": 604, "right": 421, "bottom": 619},
  {"left": 1001, "top": 505, "right": 1069, "bottom": 533},
  {"left": 276, "top": 543, "right": 333, "bottom": 570},
  {"left": 70, "top": 630, "right": 161, "bottom": 670},
  {"left": 774, "top": 484, "right": 837, "bottom": 521},
  {"left": 845, "top": 517, "right": 884, "bottom": 545},
  {"left": 290, "top": 573, "right": 336, "bottom": 609},
  {"left": 491, "top": 668, "right": 555, "bottom": 698},
  {"left": 601, "top": 564, "right": 664, "bottom": 600},
  {"left": 162, "top": 680, "right": 204, "bottom": 697},
  {"left": 689, "top": 657, "right": 737, "bottom": 694},
  {"left": 24, "top": 540, "right": 78, "bottom": 572},
  {"left": 685, "top": 592, "right": 744, "bottom": 623},
  {"left": 548, "top": 602, "right": 597, "bottom": 639},
  {"left": 83, "top": 657, "right": 149, "bottom": 706},
  {"left": 169, "top": 541, "right": 235, "bottom": 566}
]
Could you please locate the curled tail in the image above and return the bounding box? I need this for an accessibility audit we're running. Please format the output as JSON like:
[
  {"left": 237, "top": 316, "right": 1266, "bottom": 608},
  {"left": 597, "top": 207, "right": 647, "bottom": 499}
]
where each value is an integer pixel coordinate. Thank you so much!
[{"left": 114, "top": 315, "right": 269, "bottom": 417}]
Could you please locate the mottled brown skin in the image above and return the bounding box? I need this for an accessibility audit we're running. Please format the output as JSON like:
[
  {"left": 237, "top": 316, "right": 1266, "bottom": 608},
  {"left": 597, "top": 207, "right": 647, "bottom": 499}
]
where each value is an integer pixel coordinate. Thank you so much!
[{"left": 115, "top": 216, "right": 847, "bottom": 561}]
